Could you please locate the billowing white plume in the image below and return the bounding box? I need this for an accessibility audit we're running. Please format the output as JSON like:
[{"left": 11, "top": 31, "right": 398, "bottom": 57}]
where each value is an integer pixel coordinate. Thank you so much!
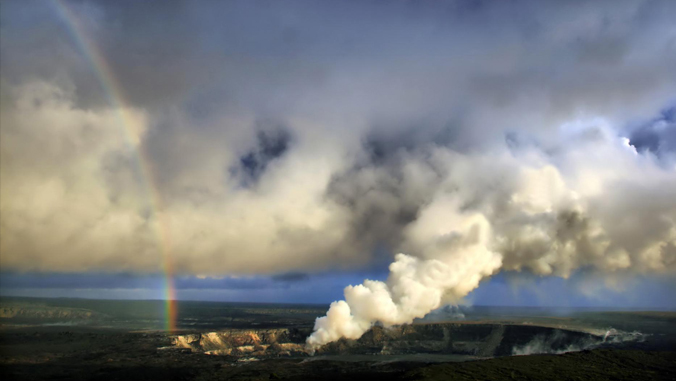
[
  {"left": 308, "top": 213, "right": 502, "bottom": 349},
  {"left": 0, "top": 0, "right": 674, "bottom": 322},
  {"left": 307, "top": 128, "right": 676, "bottom": 350}
]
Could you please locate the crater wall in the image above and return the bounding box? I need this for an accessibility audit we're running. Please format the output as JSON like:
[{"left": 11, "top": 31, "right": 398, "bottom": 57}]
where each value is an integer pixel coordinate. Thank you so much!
[{"left": 171, "top": 323, "right": 603, "bottom": 358}]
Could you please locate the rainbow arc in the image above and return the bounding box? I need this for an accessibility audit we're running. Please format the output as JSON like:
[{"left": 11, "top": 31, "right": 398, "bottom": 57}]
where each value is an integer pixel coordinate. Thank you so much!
[{"left": 51, "top": 0, "right": 177, "bottom": 333}]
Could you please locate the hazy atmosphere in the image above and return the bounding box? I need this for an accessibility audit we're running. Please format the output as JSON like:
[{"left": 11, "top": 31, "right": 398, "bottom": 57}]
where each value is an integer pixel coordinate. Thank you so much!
[{"left": 1, "top": 0, "right": 675, "bottom": 316}]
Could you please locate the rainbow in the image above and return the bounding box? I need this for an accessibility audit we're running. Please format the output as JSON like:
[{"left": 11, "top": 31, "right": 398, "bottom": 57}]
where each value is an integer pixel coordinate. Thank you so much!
[{"left": 50, "top": 0, "right": 178, "bottom": 333}]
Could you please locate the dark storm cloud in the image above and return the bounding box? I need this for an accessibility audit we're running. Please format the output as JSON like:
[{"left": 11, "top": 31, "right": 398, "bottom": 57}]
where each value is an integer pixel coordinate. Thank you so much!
[
  {"left": 271, "top": 272, "right": 310, "bottom": 282},
  {"left": 1, "top": 0, "right": 676, "bottom": 282},
  {"left": 237, "top": 126, "right": 293, "bottom": 185}
]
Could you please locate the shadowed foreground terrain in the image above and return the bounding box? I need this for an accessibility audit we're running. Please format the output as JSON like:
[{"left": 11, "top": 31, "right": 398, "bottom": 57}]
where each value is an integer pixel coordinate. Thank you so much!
[
  {"left": 0, "top": 298, "right": 674, "bottom": 380},
  {"left": 405, "top": 350, "right": 676, "bottom": 381},
  {"left": 1, "top": 330, "right": 674, "bottom": 381}
]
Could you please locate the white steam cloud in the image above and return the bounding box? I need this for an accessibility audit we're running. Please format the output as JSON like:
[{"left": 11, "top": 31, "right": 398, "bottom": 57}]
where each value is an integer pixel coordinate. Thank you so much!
[
  {"left": 307, "top": 126, "right": 676, "bottom": 349},
  {"left": 0, "top": 0, "right": 675, "bottom": 324}
]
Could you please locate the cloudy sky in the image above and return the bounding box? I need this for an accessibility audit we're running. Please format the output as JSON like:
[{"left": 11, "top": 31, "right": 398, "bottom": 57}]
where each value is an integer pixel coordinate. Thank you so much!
[{"left": 1, "top": 0, "right": 675, "bottom": 309}]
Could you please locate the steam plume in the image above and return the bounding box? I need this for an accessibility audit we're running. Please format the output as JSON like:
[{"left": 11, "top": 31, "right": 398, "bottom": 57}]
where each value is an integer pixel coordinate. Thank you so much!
[
  {"left": 307, "top": 129, "right": 676, "bottom": 349},
  {"left": 0, "top": 0, "right": 674, "bottom": 311}
]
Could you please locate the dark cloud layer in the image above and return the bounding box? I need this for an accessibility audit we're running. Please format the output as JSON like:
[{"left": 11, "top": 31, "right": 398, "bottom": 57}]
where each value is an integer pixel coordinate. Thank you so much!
[
  {"left": 0, "top": 272, "right": 309, "bottom": 290},
  {"left": 1, "top": 0, "right": 675, "bottom": 293}
]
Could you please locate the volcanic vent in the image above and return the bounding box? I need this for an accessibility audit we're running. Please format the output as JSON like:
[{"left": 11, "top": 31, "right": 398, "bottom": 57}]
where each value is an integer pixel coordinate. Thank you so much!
[{"left": 172, "top": 323, "right": 610, "bottom": 359}]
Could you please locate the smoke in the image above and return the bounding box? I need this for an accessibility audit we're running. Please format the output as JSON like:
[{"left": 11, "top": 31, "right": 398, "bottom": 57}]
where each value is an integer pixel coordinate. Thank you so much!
[
  {"left": 511, "top": 329, "right": 645, "bottom": 356},
  {"left": 512, "top": 331, "right": 592, "bottom": 356},
  {"left": 1, "top": 0, "right": 675, "bottom": 307},
  {"left": 419, "top": 305, "right": 465, "bottom": 323},
  {"left": 307, "top": 124, "right": 676, "bottom": 349}
]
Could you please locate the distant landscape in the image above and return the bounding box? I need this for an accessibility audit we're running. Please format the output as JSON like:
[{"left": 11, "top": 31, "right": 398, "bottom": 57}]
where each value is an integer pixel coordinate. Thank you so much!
[
  {"left": 2, "top": 0, "right": 676, "bottom": 379},
  {"left": 1, "top": 297, "right": 674, "bottom": 380}
]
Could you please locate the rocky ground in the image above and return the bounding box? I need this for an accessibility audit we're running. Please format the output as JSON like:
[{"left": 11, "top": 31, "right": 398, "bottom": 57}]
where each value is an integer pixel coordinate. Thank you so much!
[
  {"left": 0, "top": 325, "right": 674, "bottom": 381},
  {"left": 406, "top": 349, "right": 676, "bottom": 381},
  {"left": 1, "top": 299, "right": 674, "bottom": 380},
  {"left": 170, "top": 323, "right": 605, "bottom": 358}
]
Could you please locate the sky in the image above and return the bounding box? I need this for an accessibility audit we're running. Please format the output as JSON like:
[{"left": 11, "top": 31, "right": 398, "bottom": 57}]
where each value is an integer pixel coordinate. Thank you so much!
[{"left": 0, "top": 0, "right": 675, "bottom": 310}]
